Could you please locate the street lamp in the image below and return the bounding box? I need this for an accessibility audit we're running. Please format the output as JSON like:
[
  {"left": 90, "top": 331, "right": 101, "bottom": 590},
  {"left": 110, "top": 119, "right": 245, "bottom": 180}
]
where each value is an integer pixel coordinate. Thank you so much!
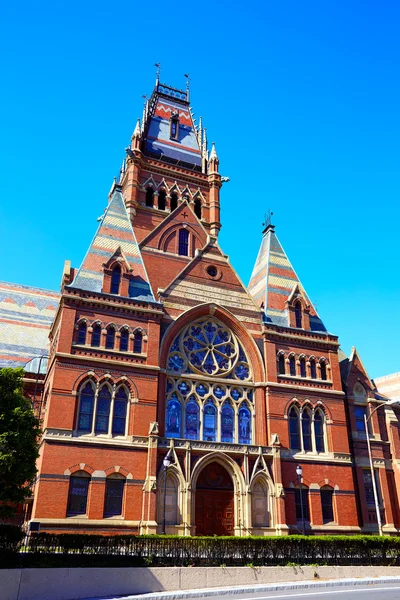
[
  {"left": 364, "top": 399, "right": 400, "bottom": 536},
  {"left": 161, "top": 454, "right": 172, "bottom": 535},
  {"left": 296, "top": 464, "right": 305, "bottom": 535}
]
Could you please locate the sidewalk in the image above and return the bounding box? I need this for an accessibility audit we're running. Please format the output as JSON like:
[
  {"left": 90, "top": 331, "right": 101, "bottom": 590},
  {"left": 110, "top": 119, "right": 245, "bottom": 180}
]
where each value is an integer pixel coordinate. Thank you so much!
[{"left": 93, "top": 575, "right": 400, "bottom": 600}]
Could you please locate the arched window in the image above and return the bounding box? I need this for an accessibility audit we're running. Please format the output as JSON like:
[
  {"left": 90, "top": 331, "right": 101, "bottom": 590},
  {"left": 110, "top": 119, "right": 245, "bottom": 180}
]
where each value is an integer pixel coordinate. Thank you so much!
[
  {"left": 146, "top": 187, "right": 154, "bottom": 207},
  {"left": 185, "top": 399, "right": 199, "bottom": 440},
  {"left": 178, "top": 229, "right": 189, "bottom": 256},
  {"left": 119, "top": 328, "right": 129, "bottom": 352},
  {"left": 95, "top": 385, "right": 112, "bottom": 434},
  {"left": 252, "top": 480, "right": 269, "bottom": 527},
  {"left": 278, "top": 353, "right": 285, "bottom": 375},
  {"left": 170, "top": 193, "right": 178, "bottom": 212},
  {"left": 77, "top": 322, "right": 87, "bottom": 345},
  {"left": 158, "top": 189, "right": 167, "bottom": 211},
  {"left": 302, "top": 408, "right": 312, "bottom": 451},
  {"left": 91, "top": 324, "right": 102, "bottom": 347},
  {"left": 105, "top": 327, "right": 115, "bottom": 350},
  {"left": 238, "top": 403, "right": 251, "bottom": 444},
  {"left": 78, "top": 382, "right": 95, "bottom": 432},
  {"left": 133, "top": 331, "right": 143, "bottom": 353},
  {"left": 194, "top": 198, "right": 202, "bottom": 219},
  {"left": 110, "top": 265, "right": 121, "bottom": 295},
  {"left": 67, "top": 471, "right": 90, "bottom": 516},
  {"left": 112, "top": 386, "right": 128, "bottom": 435},
  {"left": 289, "top": 406, "right": 300, "bottom": 451},
  {"left": 299, "top": 357, "right": 306, "bottom": 378},
  {"left": 314, "top": 409, "right": 325, "bottom": 452},
  {"left": 320, "top": 360, "right": 327, "bottom": 381},
  {"left": 289, "top": 355, "right": 296, "bottom": 376},
  {"left": 165, "top": 317, "right": 254, "bottom": 444},
  {"left": 203, "top": 400, "right": 217, "bottom": 442},
  {"left": 295, "top": 302, "right": 302, "bottom": 328},
  {"left": 104, "top": 474, "right": 125, "bottom": 517},
  {"left": 221, "top": 402, "right": 234, "bottom": 443},
  {"left": 310, "top": 358, "right": 317, "bottom": 379},
  {"left": 320, "top": 486, "right": 334, "bottom": 523},
  {"left": 166, "top": 395, "right": 181, "bottom": 438},
  {"left": 295, "top": 485, "right": 309, "bottom": 521}
]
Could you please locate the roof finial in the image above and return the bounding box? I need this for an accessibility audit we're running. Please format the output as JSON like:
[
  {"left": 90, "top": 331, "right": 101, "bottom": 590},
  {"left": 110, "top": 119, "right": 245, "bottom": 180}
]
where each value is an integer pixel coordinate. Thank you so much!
[
  {"left": 210, "top": 142, "right": 218, "bottom": 160},
  {"left": 133, "top": 118, "right": 141, "bottom": 138},
  {"left": 262, "top": 209, "right": 274, "bottom": 233},
  {"left": 154, "top": 62, "right": 161, "bottom": 86},
  {"left": 184, "top": 72, "right": 190, "bottom": 102}
]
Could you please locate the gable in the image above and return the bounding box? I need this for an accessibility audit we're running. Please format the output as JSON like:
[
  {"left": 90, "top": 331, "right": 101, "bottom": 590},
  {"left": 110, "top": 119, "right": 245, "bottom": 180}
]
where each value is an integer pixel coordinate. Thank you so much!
[{"left": 160, "top": 242, "right": 263, "bottom": 327}]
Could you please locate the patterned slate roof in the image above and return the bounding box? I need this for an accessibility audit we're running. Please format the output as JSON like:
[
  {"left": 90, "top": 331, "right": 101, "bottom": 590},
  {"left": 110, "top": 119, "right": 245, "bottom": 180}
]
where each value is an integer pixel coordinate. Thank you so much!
[
  {"left": 144, "top": 84, "right": 202, "bottom": 167},
  {"left": 248, "top": 225, "right": 327, "bottom": 332},
  {"left": 68, "top": 190, "right": 156, "bottom": 303},
  {"left": 0, "top": 281, "right": 59, "bottom": 371}
]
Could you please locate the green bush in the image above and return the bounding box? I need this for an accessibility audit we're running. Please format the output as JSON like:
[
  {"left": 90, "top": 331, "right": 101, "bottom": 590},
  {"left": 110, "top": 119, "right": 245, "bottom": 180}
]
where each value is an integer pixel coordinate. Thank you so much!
[{"left": 0, "top": 524, "right": 24, "bottom": 551}]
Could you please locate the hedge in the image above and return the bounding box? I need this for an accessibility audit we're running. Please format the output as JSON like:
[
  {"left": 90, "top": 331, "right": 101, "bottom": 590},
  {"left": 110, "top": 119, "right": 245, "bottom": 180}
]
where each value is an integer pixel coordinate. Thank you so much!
[{"left": 2, "top": 530, "right": 400, "bottom": 568}]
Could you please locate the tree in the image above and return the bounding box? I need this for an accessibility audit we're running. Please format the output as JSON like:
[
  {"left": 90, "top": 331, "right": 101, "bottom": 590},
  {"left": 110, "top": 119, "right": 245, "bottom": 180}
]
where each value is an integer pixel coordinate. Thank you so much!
[{"left": 0, "top": 368, "right": 40, "bottom": 517}]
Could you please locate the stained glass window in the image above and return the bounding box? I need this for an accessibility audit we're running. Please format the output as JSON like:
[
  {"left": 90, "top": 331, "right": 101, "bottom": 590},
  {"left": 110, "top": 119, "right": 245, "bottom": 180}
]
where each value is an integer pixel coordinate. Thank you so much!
[
  {"left": 166, "top": 396, "right": 181, "bottom": 438},
  {"left": 238, "top": 404, "right": 251, "bottom": 444},
  {"left": 95, "top": 385, "right": 112, "bottom": 434},
  {"left": 165, "top": 317, "right": 253, "bottom": 444},
  {"left": 134, "top": 331, "right": 143, "bottom": 353},
  {"left": 185, "top": 399, "right": 199, "bottom": 440},
  {"left": 310, "top": 359, "right": 317, "bottom": 379},
  {"left": 302, "top": 409, "right": 312, "bottom": 451},
  {"left": 314, "top": 410, "right": 325, "bottom": 452},
  {"left": 203, "top": 401, "right": 217, "bottom": 441},
  {"left": 78, "top": 383, "right": 95, "bottom": 432},
  {"left": 289, "top": 407, "right": 300, "bottom": 450},
  {"left": 320, "top": 360, "right": 327, "bottom": 380},
  {"left": 112, "top": 387, "right": 128, "bottom": 435},
  {"left": 221, "top": 403, "right": 234, "bottom": 443}
]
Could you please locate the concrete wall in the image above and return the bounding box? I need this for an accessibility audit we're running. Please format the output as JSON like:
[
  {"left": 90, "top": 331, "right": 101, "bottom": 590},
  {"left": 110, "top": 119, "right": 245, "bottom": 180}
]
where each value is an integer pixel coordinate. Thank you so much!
[{"left": 3, "top": 565, "right": 400, "bottom": 600}]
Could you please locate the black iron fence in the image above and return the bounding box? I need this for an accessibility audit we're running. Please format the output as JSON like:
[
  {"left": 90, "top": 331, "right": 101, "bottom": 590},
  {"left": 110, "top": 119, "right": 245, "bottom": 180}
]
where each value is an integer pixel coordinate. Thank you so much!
[{"left": 2, "top": 526, "right": 400, "bottom": 568}]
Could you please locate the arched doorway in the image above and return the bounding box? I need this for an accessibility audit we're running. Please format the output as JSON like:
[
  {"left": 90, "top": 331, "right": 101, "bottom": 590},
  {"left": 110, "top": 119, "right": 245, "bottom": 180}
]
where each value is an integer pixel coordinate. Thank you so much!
[{"left": 195, "top": 462, "right": 234, "bottom": 535}]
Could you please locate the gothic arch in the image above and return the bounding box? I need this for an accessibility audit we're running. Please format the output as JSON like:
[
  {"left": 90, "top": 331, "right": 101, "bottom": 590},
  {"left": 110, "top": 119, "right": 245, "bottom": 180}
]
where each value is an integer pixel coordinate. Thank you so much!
[{"left": 158, "top": 222, "right": 202, "bottom": 254}]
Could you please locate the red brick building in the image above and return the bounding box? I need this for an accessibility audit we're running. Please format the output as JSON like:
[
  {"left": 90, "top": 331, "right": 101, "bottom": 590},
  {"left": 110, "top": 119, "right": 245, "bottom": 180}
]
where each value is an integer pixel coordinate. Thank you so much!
[{"left": 4, "top": 76, "right": 400, "bottom": 535}]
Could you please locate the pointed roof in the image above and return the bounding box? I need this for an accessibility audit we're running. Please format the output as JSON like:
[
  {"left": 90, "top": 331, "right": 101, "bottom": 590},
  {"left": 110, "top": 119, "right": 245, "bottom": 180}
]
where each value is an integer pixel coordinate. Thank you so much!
[
  {"left": 142, "top": 82, "right": 203, "bottom": 169},
  {"left": 68, "top": 190, "right": 156, "bottom": 303},
  {"left": 248, "top": 225, "right": 327, "bottom": 332}
]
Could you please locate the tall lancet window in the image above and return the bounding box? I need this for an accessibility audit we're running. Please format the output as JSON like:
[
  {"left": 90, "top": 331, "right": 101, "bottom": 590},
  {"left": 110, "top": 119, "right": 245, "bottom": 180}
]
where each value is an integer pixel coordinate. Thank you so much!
[
  {"left": 178, "top": 229, "right": 189, "bottom": 256},
  {"left": 110, "top": 265, "right": 121, "bottom": 294},
  {"left": 295, "top": 302, "right": 302, "bottom": 328},
  {"left": 165, "top": 317, "right": 254, "bottom": 444}
]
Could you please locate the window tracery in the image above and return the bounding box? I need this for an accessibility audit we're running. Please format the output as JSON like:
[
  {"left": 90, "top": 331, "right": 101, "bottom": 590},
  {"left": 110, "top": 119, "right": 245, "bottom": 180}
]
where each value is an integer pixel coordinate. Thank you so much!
[
  {"left": 166, "top": 317, "right": 253, "bottom": 444},
  {"left": 288, "top": 403, "right": 327, "bottom": 454},
  {"left": 77, "top": 380, "right": 129, "bottom": 437}
]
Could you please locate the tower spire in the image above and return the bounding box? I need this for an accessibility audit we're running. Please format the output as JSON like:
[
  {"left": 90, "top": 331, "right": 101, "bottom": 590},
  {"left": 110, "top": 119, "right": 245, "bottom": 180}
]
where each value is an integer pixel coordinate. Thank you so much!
[{"left": 154, "top": 62, "right": 161, "bottom": 86}]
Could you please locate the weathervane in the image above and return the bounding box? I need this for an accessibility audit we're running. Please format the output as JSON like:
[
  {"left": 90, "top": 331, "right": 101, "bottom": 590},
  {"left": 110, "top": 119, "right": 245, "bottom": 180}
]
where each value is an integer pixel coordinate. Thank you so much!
[{"left": 262, "top": 209, "right": 274, "bottom": 231}]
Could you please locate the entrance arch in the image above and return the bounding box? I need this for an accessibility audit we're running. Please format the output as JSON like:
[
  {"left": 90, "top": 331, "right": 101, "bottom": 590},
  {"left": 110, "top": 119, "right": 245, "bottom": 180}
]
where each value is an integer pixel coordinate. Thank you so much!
[{"left": 194, "top": 461, "right": 234, "bottom": 535}]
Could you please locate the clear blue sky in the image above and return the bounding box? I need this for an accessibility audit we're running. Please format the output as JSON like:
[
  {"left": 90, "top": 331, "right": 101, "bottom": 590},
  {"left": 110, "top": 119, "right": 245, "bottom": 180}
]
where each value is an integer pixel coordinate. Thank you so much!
[{"left": 0, "top": 1, "right": 399, "bottom": 379}]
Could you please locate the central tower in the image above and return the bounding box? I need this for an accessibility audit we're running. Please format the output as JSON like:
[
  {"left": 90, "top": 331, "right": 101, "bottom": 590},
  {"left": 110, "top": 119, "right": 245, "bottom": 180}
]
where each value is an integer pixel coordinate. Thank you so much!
[{"left": 119, "top": 77, "right": 222, "bottom": 243}]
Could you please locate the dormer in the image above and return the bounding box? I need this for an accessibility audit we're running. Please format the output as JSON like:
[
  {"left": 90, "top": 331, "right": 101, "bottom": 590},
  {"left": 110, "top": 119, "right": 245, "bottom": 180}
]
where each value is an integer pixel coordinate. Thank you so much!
[
  {"left": 170, "top": 110, "right": 180, "bottom": 140},
  {"left": 286, "top": 284, "right": 311, "bottom": 330},
  {"left": 102, "top": 248, "right": 132, "bottom": 297}
]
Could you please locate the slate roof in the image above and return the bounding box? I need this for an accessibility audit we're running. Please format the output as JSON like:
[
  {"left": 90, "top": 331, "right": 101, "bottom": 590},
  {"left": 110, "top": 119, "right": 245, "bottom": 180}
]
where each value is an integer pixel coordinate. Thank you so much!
[
  {"left": 248, "top": 225, "right": 327, "bottom": 332},
  {"left": 143, "top": 83, "right": 202, "bottom": 168},
  {"left": 0, "top": 281, "right": 59, "bottom": 371},
  {"left": 68, "top": 189, "right": 156, "bottom": 303}
]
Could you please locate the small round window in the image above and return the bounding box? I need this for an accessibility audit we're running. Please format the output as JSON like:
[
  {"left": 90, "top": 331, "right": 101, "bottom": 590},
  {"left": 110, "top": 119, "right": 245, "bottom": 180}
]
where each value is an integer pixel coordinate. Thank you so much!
[{"left": 206, "top": 265, "right": 218, "bottom": 278}]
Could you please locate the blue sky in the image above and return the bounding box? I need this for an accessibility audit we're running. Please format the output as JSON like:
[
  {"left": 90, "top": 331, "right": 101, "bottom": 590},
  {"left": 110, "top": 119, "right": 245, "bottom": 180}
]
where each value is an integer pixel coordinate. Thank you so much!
[{"left": 0, "top": 1, "right": 399, "bottom": 379}]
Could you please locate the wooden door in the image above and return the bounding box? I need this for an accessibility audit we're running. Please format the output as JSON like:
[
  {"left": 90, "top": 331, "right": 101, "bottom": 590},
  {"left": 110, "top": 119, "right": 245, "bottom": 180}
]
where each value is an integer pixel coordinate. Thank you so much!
[{"left": 195, "top": 462, "right": 234, "bottom": 536}]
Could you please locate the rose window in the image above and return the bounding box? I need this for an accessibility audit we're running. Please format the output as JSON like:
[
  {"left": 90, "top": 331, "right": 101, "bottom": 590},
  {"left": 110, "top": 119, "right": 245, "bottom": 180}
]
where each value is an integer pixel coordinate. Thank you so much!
[{"left": 165, "top": 317, "right": 253, "bottom": 444}]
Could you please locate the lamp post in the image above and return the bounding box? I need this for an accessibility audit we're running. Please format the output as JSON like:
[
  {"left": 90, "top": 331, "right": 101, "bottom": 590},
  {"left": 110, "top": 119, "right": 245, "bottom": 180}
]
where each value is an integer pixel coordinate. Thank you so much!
[
  {"left": 364, "top": 399, "right": 400, "bottom": 536},
  {"left": 161, "top": 455, "right": 171, "bottom": 535},
  {"left": 296, "top": 464, "right": 305, "bottom": 535}
]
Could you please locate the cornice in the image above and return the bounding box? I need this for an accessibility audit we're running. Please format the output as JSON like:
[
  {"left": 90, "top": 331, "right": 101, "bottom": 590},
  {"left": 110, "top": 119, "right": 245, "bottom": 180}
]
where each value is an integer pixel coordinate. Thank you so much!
[
  {"left": 55, "top": 352, "right": 160, "bottom": 372},
  {"left": 62, "top": 290, "right": 164, "bottom": 318},
  {"left": 263, "top": 381, "right": 345, "bottom": 396},
  {"left": 263, "top": 326, "right": 339, "bottom": 347}
]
